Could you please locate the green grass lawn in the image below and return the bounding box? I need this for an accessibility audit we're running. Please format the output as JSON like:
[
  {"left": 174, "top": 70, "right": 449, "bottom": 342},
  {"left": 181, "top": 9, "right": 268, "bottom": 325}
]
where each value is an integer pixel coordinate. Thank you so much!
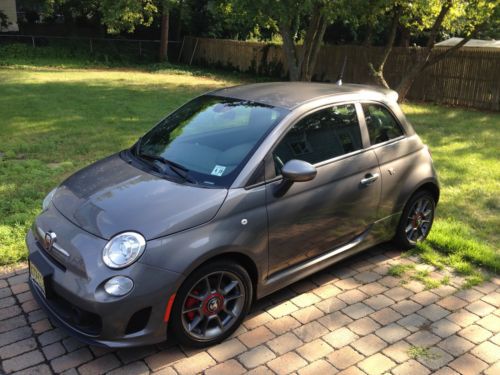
[{"left": 0, "top": 65, "right": 498, "bottom": 283}]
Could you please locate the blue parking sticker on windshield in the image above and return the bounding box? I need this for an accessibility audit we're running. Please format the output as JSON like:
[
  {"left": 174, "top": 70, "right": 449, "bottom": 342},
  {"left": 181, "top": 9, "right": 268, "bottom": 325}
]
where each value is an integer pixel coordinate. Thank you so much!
[{"left": 211, "top": 165, "right": 226, "bottom": 176}]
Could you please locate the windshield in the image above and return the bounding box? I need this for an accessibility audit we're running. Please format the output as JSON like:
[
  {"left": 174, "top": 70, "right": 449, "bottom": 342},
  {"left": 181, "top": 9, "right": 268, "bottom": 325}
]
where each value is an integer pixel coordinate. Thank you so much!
[{"left": 134, "top": 95, "right": 288, "bottom": 187}]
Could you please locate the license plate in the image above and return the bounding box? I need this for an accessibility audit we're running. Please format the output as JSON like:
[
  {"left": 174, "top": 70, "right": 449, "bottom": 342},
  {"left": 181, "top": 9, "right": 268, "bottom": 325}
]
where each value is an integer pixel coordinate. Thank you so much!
[{"left": 29, "top": 261, "right": 46, "bottom": 297}]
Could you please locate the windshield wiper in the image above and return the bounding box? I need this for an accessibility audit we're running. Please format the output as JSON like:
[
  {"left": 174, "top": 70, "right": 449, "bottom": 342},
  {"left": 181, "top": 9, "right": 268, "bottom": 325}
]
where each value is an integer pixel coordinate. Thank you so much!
[{"left": 137, "top": 152, "right": 196, "bottom": 184}]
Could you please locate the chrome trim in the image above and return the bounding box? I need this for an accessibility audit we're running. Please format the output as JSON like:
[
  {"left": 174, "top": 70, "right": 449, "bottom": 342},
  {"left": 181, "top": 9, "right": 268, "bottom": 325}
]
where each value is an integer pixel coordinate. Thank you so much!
[
  {"left": 36, "top": 226, "right": 69, "bottom": 257},
  {"left": 265, "top": 228, "right": 369, "bottom": 285}
]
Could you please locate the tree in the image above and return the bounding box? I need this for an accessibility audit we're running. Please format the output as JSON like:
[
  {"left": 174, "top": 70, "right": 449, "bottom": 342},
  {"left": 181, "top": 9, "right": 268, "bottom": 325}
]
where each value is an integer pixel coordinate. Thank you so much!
[
  {"left": 361, "top": 0, "right": 497, "bottom": 101},
  {"left": 234, "top": 0, "right": 344, "bottom": 81},
  {"left": 99, "top": 0, "right": 178, "bottom": 61}
]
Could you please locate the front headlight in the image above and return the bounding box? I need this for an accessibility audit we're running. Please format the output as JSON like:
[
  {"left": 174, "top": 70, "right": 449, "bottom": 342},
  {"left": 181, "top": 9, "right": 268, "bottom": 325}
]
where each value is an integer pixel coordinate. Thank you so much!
[
  {"left": 42, "top": 188, "right": 57, "bottom": 211},
  {"left": 102, "top": 232, "right": 146, "bottom": 269}
]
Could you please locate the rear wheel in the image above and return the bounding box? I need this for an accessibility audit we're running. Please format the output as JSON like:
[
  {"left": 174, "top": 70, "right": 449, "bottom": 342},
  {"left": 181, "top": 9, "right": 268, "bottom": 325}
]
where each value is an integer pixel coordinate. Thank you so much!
[
  {"left": 170, "top": 261, "right": 252, "bottom": 347},
  {"left": 394, "top": 191, "right": 435, "bottom": 249}
]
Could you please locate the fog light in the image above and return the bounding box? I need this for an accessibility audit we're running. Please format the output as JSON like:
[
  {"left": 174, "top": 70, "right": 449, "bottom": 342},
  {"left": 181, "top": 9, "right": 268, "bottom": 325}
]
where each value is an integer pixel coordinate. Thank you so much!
[{"left": 104, "top": 276, "right": 133, "bottom": 296}]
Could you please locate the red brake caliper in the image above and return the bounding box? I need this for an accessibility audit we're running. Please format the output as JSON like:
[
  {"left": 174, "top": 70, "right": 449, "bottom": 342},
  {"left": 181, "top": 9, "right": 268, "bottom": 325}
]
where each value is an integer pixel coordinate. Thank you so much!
[{"left": 185, "top": 291, "right": 199, "bottom": 321}]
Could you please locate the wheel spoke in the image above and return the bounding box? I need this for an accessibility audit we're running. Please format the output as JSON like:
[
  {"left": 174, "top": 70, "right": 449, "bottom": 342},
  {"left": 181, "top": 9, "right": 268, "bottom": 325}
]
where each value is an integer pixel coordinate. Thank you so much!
[
  {"left": 216, "top": 273, "right": 224, "bottom": 293},
  {"left": 183, "top": 306, "right": 200, "bottom": 314},
  {"left": 423, "top": 209, "right": 432, "bottom": 217},
  {"left": 188, "top": 293, "right": 204, "bottom": 301},
  {"left": 201, "top": 315, "right": 210, "bottom": 335},
  {"left": 204, "top": 277, "right": 212, "bottom": 295},
  {"left": 215, "top": 315, "right": 224, "bottom": 329},
  {"left": 405, "top": 223, "right": 413, "bottom": 233},
  {"left": 188, "top": 315, "right": 203, "bottom": 332},
  {"left": 223, "top": 280, "right": 238, "bottom": 295},
  {"left": 225, "top": 293, "right": 243, "bottom": 302}
]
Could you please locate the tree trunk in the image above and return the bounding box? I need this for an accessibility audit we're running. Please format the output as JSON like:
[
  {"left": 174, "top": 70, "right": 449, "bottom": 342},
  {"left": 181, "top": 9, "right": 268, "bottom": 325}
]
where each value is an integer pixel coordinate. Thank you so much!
[
  {"left": 368, "top": 6, "right": 401, "bottom": 88},
  {"left": 159, "top": 8, "right": 169, "bottom": 62},
  {"left": 278, "top": 20, "right": 301, "bottom": 81},
  {"left": 395, "top": 1, "right": 452, "bottom": 101}
]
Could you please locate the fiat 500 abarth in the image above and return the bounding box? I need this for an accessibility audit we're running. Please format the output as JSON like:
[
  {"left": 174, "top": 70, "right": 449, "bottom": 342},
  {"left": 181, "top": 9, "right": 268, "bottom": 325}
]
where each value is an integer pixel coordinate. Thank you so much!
[{"left": 27, "top": 82, "right": 439, "bottom": 348}]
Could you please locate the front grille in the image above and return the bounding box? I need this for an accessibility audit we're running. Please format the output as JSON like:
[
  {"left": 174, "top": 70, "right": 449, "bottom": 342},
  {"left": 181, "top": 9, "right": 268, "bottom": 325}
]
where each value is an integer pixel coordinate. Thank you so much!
[
  {"left": 47, "top": 289, "right": 102, "bottom": 336},
  {"left": 125, "top": 307, "right": 152, "bottom": 334}
]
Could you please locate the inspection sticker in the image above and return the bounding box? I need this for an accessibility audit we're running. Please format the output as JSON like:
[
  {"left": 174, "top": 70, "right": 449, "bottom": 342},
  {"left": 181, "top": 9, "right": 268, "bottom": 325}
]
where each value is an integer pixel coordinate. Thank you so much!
[{"left": 211, "top": 165, "right": 226, "bottom": 176}]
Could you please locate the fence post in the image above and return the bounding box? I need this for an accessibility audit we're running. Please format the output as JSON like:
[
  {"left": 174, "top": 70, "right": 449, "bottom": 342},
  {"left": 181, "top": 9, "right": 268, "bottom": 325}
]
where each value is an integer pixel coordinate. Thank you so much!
[
  {"left": 189, "top": 38, "right": 199, "bottom": 66},
  {"left": 178, "top": 36, "right": 185, "bottom": 62},
  {"left": 89, "top": 39, "right": 93, "bottom": 53},
  {"left": 31, "top": 36, "right": 35, "bottom": 48}
]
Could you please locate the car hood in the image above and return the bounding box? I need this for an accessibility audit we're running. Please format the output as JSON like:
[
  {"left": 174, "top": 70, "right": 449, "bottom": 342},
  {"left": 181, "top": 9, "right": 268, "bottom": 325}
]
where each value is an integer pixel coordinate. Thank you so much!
[{"left": 52, "top": 154, "right": 228, "bottom": 240}]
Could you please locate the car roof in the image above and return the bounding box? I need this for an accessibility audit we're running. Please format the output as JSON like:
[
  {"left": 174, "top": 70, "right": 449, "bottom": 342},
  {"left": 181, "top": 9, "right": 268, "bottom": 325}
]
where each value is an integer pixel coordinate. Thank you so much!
[{"left": 210, "top": 82, "right": 398, "bottom": 110}]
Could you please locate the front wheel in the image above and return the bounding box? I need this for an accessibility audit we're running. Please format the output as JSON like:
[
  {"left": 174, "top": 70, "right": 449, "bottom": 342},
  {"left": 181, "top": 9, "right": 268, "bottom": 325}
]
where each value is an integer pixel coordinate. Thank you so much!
[
  {"left": 394, "top": 191, "right": 435, "bottom": 249},
  {"left": 169, "top": 261, "right": 253, "bottom": 347}
]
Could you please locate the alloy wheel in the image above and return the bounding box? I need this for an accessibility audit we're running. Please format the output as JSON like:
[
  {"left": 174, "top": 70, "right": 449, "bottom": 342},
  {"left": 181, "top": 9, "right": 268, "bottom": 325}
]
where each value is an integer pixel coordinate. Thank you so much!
[{"left": 405, "top": 196, "right": 434, "bottom": 243}]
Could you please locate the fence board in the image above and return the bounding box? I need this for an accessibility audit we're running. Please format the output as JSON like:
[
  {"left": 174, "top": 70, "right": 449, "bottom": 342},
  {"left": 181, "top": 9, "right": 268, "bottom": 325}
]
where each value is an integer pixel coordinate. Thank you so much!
[{"left": 180, "top": 36, "right": 500, "bottom": 111}]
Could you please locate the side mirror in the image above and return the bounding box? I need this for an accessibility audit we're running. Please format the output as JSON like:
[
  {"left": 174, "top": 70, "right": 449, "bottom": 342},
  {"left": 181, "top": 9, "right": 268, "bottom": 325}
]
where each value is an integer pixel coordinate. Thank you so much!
[{"left": 274, "top": 159, "right": 317, "bottom": 197}]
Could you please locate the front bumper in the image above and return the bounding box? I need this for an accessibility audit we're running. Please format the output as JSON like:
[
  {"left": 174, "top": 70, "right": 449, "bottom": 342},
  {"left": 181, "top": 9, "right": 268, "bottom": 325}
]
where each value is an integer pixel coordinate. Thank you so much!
[{"left": 27, "top": 228, "right": 182, "bottom": 348}]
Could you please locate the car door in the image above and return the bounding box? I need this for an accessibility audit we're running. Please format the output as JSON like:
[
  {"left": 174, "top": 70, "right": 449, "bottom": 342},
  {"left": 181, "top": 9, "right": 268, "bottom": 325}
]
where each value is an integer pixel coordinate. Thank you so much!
[
  {"left": 360, "top": 102, "right": 413, "bottom": 218},
  {"left": 265, "top": 103, "right": 382, "bottom": 275}
]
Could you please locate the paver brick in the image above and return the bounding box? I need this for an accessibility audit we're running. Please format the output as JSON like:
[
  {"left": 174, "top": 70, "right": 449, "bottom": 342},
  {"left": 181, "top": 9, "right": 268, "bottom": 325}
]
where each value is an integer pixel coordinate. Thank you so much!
[
  {"left": 205, "top": 359, "right": 246, "bottom": 375},
  {"left": 430, "top": 318, "right": 461, "bottom": 338},
  {"left": 485, "top": 362, "right": 500, "bottom": 375},
  {"left": 267, "top": 332, "right": 303, "bottom": 355},
  {"left": 406, "top": 330, "right": 441, "bottom": 347},
  {"left": 364, "top": 295, "right": 393, "bottom": 311},
  {"left": 378, "top": 275, "right": 400, "bottom": 288},
  {"left": 318, "top": 311, "right": 353, "bottom": 331},
  {"left": 358, "top": 353, "right": 396, "bottom": 375},
  {"left": 448, "top": 353, "right": 488, "bottom": 375},
  {"left": 348, "top": 317, "right": 380, "bottom": 335},
  {"left": 359, "top": 282, "right": 387, "bottom": 296},
  {"left": 144, "top": 347, "right": 185, "bottom": 371},
  {"left": 316, "top": 296, "right": 347, "bottom": 314},
  {"left": 382, "top": 340, "right": 411, "bottom": 363},
  {"left": 38, "top": 328, "right": 66, "bottom": 346},
  {"left": 465, "top": 300, "right": 496, "bottom": 317},
  {"left": 238, "top": 345, "right": 276, "bottom": 368},
  {"left": 0, "top": 337, "right": 37, "bottom": 360},
  {"left": 11, "top": 283, "right": 29, "bottom": 295},
  {"left": 117, "top": 346, "right": 156, "bottom": 365},
  {"left": 2, "top": 349, "right": 45, "bottom": 373},
  {"left": 107, "top": 361, "right": 150, "bottom": 375},
  {"left": 392, "top": 359, "right": 430, "bottom": 375},
  {"left": 337, "top": 289, "right": 368, "bottom": 304},
  {"left": 323, "top": 327, "right": 358, "bottom": 349},
  {"left": 0, "top": 305, "right": 22, "bottom": 322},
  {"left": 0, "top": 315, "right": 27, "bottom": 334},
  {"left": 239, "top": 325, "right": 275, "bottom": 348},
  {"left": 294, "top": 320, "right": 329, "bottom": 342},
  {"left": 447, "top": 309, "right": 480, "bottom": 327},
  {"left": 342, "top": 303, "right": 374, "bottom": 319},
  {"left": 78, "top": 354, "right": 120, "bottom": 375},
  {"left": 11, "top": 363, "right": 53, "bottom": 375},
  {"left": 298, "top": 359, "right": 337, "bottom": 375},
  {"left": 335, "top": 277, "right": 360, "bottom": 290},
  {"left": 207, "top": 338, "right": 246, "bottom": 362},
  {"left": 268, "top": 351, "right": 308, "bottom": 375},
  {"left": 0, "top": 326, "right": 32, "bottom": 347},
  {"left": 397, "top": 313, "right": 429, "bottom": 332},
  {"left": 392, "top": 300, "right": 422, "bottom": 316},
  {"left": 354, "top": 271, "right": 381, "bottom": 283},
  {"left": 292, "top": 305, "right": 324, "bottom": 324},
  {"left": 418, "top": 304, "right": 450, "bottom": 321},
  {"left": 266, "top": 315, "right": 301, "bottom": 335},
  {"left": 370, "top": 307, "right": 402, "bottom": 325},
  {"left": 437, "top": 335, "right": 474, "bottom": 356},
  {"left": 31, "top": 319, "right": 51, "bottom": 335},
  {"left": 42, "top": 342, "right": 66, "bottom": 361},
  {"left": 297, "top": 338, "right": 334, "bottom": 361},
  {"left": 454, "top": 288, "right": 484, "bottom": 302},
  {"left": 411, "top": 291, "right": 440, "bottom": 306},
  {"left": 291, "top": 292, "right": 321, "bottom": 307},
  {"left": 437, "top": 295, "right": 468, "bottom": 311},
  {"left": 50, "top": 348, "right": 93, "bottom": 373},
  {"left": 173, "top": 351, "right": 216, "bottom": 375},
  {"left": 476, "top": 314, "right": 500, "bottom": 333},
  {"left": 458, "top": 324, "right": 492, "bottom": 344},
  {"left": 245, "top": 365, "right": 274, "bottom": 375},
  {"left": 312, "top": 284, "right": 342, "bottom": 299},
  {"left": 243, "top": 311, "right": 273, "bottom": 330},
  {"left": 327, "top": 346, "right": 364, "bottom": 370},
  {"left": 403, "top": 280, "right": 426, "bottom": 294},
  {"left": 481, "top": 291, "right": 500, "bottom": 307},
  {"left": 432, "top": 367, "right": 460, "bottom": 375},
  {"left": 267, "top": 300, "right": 298, "bottom": 318},
  {"left": 384, "top": 287, "right": 414, "bottom": 302},
  {"left": 415, "top": 346, "right": 453, "bottom": 370},
  {"left": 375, "top": 323, "right": 410, "bottom": 344},
  {"left": 470, "top": 341, "right": 500, "bottom": 364},
  {"left": 352, "top": 334, "right": 388, "bottom": 356}
]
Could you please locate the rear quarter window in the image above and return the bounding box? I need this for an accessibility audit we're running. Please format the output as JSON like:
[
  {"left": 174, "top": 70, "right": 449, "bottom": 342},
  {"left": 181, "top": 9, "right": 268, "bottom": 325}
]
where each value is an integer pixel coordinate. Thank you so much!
[{"left": 362, "top": 103, "right": 404, "bottom": 145}]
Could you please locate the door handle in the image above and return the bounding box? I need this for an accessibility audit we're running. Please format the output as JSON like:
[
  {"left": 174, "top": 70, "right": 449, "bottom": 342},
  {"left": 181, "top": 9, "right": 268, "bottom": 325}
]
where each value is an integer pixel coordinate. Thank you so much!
[{"left": 361, "top": 173, "right": 379, "bottom": 186}]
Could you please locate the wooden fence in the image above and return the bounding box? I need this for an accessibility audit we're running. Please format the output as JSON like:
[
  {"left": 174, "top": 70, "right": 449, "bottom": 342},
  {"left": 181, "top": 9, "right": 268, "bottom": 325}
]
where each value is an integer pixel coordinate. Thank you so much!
[{"left": 179, "top": 36, "right": 500, "bottom": 111}]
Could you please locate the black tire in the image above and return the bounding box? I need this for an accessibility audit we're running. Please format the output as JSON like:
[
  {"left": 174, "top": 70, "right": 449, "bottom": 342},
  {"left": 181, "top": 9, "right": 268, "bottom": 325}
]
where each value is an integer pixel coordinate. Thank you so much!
[
  {"left": 394, "top": 190, "right": 436, "bottom": 249},
  {"left": 169, "top": 261, "right": 253, "bottom": 348}
]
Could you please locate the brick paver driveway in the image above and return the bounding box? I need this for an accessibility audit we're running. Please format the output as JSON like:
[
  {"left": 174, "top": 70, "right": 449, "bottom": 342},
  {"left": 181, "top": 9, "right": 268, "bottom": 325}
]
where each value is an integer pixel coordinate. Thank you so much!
[{"left": 1, "top": 244, "right": 499, "bottom": 375}]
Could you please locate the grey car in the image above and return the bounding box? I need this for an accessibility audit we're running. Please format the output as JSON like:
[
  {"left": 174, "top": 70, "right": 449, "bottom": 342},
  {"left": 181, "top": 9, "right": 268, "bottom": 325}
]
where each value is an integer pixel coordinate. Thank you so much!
[{"left": 27, "top": 82, "right": 439, "bottom": 348}]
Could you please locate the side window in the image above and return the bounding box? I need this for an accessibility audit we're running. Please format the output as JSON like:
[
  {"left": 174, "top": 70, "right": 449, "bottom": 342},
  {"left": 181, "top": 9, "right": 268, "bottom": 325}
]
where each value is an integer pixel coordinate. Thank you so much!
[
  {"left": 362, "top": 103, "right": 404, "bottom": 145},
  {"left": 273, "top": 104, "right": 362, "bottom": 174}
]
